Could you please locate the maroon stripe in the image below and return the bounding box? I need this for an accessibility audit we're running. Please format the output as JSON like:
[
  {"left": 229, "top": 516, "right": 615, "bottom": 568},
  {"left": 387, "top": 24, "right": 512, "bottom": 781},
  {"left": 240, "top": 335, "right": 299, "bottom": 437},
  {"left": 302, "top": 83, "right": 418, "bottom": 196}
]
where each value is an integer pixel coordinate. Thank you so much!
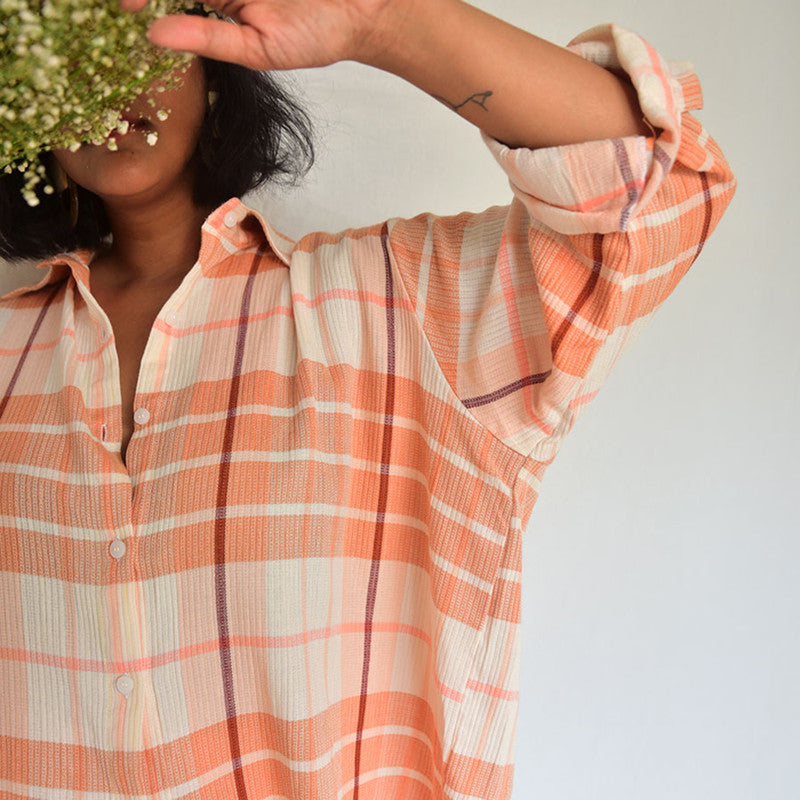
[
  {"left": 548, "top": 140, "right": 636, "bottom": 359},
  {"left": 551, "top": 232, "right": 604, "bottom": 355},
  {"left": 0, "top": 283, "right": 62, "bottom": 421},
  {"left": 463, "top": 368, "right": 552, "bottom": 409},
  {"left": 653, "top": 143, "right": 671, "bottom": 175},
  {"left": 214, "top": 251, "right": 261, "bottom": 799},
  {"left": 352, "top": 226, "right": 397, "bottom": 798},
  {"left": 613, "top": 138, "right": 638, "bottom": 232}
]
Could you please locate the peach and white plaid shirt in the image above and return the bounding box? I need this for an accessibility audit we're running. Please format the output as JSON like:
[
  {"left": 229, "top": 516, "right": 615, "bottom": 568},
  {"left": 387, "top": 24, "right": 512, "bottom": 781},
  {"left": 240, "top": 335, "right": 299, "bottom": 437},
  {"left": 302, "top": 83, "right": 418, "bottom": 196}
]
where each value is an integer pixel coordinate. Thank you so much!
[{"left": 0, "top": 23, "right": 736, "bottom": 800}]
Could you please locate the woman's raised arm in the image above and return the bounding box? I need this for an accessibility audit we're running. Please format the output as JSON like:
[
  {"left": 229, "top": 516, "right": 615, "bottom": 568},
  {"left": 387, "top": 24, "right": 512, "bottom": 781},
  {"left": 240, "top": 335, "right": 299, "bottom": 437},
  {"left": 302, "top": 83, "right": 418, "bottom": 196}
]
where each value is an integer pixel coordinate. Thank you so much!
[{"left": 120, "top": 0, "right": 653, "bottom": 149}]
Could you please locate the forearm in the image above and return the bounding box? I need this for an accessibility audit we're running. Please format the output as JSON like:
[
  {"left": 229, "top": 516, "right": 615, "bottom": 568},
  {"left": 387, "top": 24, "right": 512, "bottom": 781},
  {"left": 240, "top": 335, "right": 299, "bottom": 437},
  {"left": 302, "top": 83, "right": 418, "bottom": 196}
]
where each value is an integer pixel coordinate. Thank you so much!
[{"left": 364, "top": 0, "right": 654, "bottom": 149}]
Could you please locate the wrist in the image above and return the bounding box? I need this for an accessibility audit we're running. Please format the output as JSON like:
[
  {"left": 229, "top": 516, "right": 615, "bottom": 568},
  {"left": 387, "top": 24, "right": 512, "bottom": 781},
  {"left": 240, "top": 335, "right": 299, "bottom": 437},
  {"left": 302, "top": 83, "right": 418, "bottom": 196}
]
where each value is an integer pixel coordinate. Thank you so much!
[{"left": 355, "top": 0, "right": 452, "bottom": 73}]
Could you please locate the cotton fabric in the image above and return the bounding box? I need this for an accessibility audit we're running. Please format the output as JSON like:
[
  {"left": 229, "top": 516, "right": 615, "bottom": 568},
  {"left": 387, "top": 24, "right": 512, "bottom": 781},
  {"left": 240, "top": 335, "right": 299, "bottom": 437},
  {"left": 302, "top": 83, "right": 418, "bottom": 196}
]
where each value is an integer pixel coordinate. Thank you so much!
[{"left": 0, "top": 23, "right": 736, "bottom": 800}]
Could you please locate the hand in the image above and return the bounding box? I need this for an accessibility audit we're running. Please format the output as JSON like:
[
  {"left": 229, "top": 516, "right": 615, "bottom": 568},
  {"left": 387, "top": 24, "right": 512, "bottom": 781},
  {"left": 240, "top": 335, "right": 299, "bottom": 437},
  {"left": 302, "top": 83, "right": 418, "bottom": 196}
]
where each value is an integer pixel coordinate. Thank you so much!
[{"left": 118, "top": 0, "right": 417, "bottom": 72}]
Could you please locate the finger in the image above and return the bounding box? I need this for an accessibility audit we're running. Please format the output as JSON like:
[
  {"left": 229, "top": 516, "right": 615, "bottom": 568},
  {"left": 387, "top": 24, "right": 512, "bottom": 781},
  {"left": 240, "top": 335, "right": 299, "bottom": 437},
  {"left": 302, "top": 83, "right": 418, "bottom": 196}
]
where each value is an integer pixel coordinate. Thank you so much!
[
  {"left": 119, "top": 0, "right": 149, "bottom": 11},
  {"left": 146, "top": 15, "right": 267, "bottom": 69}
]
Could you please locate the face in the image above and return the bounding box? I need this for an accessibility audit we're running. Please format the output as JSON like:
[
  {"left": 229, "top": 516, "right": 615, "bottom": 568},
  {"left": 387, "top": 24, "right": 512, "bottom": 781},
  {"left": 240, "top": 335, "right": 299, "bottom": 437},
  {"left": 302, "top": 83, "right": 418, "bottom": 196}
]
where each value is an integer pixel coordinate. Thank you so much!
[{"left": 51, "top": 56, "right": 210, "bottom": 206}]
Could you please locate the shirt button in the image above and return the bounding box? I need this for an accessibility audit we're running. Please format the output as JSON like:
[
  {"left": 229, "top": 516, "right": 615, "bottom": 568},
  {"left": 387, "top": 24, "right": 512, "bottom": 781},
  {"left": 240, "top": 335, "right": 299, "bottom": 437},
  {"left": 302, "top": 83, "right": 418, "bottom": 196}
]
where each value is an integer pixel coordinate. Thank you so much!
[
  {"left": 224, "top": 211, "right": 238, "bottom": 228},
  {"left": 133, "top": 407, "right": 150, "bottom": 425},
  {"left": 109, "top": 538, "right": 126, "bottom": 560},
  {"left": 115, "top": 674, "right": 134, "bottom": 696},
  {"left": 165, "top": 310, "right": 178, "bottom": 325}
]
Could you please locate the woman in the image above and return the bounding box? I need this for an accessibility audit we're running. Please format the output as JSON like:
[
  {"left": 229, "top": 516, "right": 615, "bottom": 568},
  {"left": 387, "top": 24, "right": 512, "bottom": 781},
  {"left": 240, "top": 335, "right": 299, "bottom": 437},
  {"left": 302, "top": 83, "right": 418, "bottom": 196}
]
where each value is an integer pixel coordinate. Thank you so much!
[{"left": 0, "top": 0, "right": 736, "bottom": 797}]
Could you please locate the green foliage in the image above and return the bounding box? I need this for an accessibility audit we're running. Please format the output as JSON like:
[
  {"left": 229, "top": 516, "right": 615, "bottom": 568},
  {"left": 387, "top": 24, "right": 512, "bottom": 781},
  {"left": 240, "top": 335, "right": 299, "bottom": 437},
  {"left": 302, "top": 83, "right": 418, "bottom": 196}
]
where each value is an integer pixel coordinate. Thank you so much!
[{"left": 0, "top": 0, "right": 213, "bottom": 205}]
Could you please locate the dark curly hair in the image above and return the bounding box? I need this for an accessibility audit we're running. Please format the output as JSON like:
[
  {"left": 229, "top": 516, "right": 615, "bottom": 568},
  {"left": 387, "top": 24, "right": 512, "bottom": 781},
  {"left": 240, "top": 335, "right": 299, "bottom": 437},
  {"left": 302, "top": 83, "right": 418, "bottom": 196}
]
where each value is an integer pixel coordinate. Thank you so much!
[{"left": 0, "top": 5, "right": 315, "bottom": 263}]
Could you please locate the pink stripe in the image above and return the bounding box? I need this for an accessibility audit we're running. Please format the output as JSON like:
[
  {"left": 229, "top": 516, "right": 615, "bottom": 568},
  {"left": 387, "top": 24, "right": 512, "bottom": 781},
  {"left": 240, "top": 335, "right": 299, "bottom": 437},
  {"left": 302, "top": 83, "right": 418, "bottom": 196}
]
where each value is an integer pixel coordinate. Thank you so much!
[
  {"left": 641, "top": 38, "right": 679, "bottom": 133},
  {"left": 294, "top": 286, "right": 413, "bottom": 311},
  {"left": 569, "top": 389, "right": 600, "bottom": 408},
  {"left": 154, "top": 289, "right": 413, "bottom": 338},
  {"left": 465, "top": 678, "right": 520, "bottom": 701},
  {"left": 557, "top": 175, "right": 647, "bottom": 213},
  {"left": 436, "top": 676, "right": 464, "bottom": 703},
  {"left": 0, "top": 622, "right": 434, "bottom": 673},
  {"left": 0, "top": 327, "right": 115, "bottom": 362}
]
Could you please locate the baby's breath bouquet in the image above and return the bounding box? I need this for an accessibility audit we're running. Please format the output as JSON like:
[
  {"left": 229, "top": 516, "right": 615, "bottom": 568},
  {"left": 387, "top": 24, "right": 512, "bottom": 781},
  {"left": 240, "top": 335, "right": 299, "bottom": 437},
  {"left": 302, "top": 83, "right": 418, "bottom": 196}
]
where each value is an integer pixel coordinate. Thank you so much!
[{"left": 1, "top": 0, "right": 216, "bottom": 206}]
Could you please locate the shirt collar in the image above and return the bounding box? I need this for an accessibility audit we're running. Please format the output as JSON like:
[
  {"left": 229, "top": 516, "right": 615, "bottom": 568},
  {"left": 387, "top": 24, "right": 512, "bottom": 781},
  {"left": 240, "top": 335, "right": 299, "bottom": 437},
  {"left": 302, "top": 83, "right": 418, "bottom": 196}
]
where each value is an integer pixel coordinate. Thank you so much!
[{"left": 0, "top": 196, "right": 295, "bottom": 302}]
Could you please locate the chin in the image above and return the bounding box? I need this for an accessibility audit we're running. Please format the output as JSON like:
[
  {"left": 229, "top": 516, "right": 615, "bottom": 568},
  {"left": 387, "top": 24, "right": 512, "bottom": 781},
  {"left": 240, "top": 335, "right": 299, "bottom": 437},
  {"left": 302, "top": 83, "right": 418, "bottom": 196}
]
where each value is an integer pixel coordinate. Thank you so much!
[{"left": 88, "top": 174, "right": 172, "bottom": 203}]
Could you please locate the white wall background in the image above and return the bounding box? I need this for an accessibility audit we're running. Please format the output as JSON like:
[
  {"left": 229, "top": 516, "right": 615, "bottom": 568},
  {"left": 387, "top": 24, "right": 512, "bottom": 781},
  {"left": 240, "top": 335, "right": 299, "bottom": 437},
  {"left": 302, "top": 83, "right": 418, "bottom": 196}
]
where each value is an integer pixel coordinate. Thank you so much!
[{"left": 2, "top": 0, "right": 797, "bottom": 797}]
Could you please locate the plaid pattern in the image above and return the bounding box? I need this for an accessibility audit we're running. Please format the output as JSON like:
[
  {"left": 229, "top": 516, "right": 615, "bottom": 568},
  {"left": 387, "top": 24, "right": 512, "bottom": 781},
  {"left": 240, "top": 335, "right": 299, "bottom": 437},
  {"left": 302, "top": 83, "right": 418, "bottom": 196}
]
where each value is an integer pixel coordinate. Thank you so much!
[{"left": 0, "top": 23, "right": 736, "bottom": 800}]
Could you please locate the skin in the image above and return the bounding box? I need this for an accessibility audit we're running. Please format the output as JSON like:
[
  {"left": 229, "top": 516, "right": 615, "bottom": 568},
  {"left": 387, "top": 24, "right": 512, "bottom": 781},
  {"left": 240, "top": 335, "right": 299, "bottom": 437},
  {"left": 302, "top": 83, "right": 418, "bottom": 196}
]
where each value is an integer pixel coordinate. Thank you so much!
[
  {"left": 49, "top": 0, "right": 652, "bottom": 464},
  {"left": 54, "top": 0, "right": 651, "bottom": 289},
  {"left": 51, "top": 56, "right": 217, "bottom": 290}
]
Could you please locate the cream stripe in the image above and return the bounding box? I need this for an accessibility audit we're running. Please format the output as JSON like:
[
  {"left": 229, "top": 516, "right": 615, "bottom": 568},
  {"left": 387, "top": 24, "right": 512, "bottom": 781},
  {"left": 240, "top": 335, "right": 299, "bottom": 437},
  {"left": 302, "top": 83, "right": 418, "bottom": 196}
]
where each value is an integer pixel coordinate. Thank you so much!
[{"left": 2, "top": 494, "right": 505, "bottom": 547}]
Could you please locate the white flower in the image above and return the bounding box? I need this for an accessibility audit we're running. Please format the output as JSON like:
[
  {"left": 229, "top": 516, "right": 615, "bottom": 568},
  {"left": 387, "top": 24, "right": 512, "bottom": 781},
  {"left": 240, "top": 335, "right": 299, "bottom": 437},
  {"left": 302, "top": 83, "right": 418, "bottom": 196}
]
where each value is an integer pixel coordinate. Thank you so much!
[{"left": 2, "top": 0, "right": 210, "bottom": 206}]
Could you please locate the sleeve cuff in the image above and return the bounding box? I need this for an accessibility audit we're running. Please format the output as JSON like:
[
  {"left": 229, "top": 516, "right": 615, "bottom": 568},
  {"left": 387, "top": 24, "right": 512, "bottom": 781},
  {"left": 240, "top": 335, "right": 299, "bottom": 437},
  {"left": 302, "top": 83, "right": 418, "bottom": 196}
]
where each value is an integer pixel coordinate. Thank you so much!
[{"left": 480, "top": 22, "right": 703, "bottom": 235}]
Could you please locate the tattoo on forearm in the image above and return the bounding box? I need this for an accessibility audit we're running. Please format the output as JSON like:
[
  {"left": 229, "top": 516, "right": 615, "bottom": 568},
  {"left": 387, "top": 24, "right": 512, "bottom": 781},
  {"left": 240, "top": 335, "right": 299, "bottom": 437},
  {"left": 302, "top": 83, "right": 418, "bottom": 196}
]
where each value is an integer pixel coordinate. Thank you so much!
[{"left": 431, "top": 90, "right": 493, "bottom": 112}]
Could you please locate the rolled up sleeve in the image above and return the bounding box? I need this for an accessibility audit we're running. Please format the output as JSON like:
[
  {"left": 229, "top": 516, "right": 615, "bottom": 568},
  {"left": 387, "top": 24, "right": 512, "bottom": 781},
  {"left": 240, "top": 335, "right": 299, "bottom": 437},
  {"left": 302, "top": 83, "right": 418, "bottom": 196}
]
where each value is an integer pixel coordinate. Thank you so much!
[{"left": 386, "top": 22, "right": 738, "bottom": 463}]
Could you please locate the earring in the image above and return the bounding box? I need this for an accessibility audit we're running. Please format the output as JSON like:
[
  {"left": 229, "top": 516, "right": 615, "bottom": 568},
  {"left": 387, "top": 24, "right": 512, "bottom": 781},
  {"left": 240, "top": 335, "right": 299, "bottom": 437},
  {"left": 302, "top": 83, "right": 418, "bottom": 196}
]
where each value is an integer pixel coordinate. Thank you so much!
[
  {"left": 51, "top": 158, "right": 69, "bottom": 194},
  {"left": 207, "top": 90, "right": 221, "bottom": 139},
  {"left": 66, "top": 175, "right": 80, "bottom": 228},
  {"left": 51, "top": 158, "right": 79, "bottom": 228}
]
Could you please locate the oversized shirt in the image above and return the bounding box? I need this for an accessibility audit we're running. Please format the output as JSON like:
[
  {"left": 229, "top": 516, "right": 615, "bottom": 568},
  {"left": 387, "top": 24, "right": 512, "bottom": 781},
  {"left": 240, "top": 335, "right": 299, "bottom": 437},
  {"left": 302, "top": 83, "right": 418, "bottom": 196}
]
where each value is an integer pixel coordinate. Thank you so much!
[{"left": 0, "top": 23, "right": 736, "bottom": 800}]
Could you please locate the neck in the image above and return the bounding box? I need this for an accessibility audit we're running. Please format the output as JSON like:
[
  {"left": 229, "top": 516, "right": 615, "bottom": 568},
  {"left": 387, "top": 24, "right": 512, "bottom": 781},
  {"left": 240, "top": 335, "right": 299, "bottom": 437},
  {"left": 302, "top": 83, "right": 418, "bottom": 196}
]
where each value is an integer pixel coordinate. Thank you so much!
[{"left": 91, "top": 184, "right": 217, "bottom": 289}]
